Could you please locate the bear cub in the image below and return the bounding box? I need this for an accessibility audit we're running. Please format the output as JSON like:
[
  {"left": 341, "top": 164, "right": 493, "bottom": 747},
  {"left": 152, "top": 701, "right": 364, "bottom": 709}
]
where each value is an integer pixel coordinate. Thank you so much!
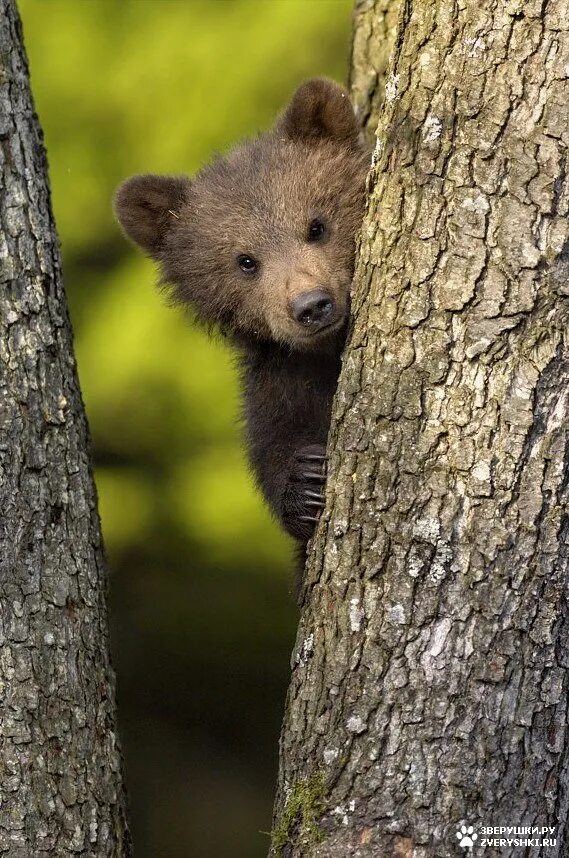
[{"left": 114, "top": 79, "right": 368, "bottom": 559}]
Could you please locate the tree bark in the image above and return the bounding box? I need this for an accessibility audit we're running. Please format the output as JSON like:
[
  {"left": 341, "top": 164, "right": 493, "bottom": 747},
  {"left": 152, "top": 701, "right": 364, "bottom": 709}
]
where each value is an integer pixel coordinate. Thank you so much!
[
  {"left": 349, "top": 0, "right": 401, "bottom": 144},
  {"left": 271, "top": 1, "right": 569, "bottom": 856},
  {"left": 0, "top": 2, "right": 130, "bottom": 855}
]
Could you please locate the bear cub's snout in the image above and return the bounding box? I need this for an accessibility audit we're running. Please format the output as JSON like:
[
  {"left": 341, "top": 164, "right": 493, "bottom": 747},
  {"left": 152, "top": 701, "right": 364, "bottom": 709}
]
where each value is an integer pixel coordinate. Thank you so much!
[{"left": 290, "top": 289, "right": 338, "bottom": 332}]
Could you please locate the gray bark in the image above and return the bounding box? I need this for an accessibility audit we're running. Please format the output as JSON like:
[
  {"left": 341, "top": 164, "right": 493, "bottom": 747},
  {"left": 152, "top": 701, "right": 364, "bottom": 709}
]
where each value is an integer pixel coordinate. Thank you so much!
[
  {"left": 0, "top": 2, "right": 130, "bottom": 855},
  {"left": 271, "top": 0, "right": 569, "bottom": 856}
]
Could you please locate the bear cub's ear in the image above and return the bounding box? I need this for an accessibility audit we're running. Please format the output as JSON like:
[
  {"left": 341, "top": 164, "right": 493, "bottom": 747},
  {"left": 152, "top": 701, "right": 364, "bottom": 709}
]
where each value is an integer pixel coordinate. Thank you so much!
[
  {"left": 278, "top": 78, "right": 359, "bottom": 146},
  {"left": 114, "top": 174, "right": 190, "bottom": 256}
]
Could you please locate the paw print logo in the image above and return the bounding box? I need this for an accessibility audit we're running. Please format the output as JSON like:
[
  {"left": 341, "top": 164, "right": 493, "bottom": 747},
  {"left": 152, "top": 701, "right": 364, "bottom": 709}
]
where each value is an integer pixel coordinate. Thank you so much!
[{"left": 456, "top": 825, "right": 477, "bottom": 849}]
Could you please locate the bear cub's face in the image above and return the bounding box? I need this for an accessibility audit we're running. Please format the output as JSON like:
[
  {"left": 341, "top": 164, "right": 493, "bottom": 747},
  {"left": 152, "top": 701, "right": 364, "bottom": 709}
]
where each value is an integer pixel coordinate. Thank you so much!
[{"left": 115, "top": 79, "right": 368, "bottom": 352}]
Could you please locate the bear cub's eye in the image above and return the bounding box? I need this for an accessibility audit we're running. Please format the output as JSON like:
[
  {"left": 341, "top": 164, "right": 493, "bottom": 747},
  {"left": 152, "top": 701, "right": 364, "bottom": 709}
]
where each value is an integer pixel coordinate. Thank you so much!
[
  {"left": 307, "top": 218, "right": 326, "bottom": 243},
  {"left": 237, "top": 254, "right": 258, "bottom": 274}
]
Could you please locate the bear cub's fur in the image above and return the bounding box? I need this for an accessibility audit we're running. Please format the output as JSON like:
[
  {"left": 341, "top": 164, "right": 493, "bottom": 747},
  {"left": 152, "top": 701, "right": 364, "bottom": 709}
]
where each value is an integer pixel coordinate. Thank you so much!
[{"left": 114, "top": 79, "right": 368, "bottom": 561}]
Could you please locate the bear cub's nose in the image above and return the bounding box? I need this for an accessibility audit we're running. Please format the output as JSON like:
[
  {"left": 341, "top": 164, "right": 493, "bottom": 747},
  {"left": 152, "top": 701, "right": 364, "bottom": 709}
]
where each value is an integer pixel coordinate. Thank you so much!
[{"left": 291, "top": 289, "right": 336, "bottom": 332}]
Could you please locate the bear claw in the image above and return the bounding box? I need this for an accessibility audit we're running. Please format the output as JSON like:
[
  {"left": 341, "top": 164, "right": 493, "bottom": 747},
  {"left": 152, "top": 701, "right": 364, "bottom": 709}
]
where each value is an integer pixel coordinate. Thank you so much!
[
  {"left": 301, "top": 453, "right": 326, "bottom": 463},
  {"left": 282, "top": 444, "right": 327, "bottom": 541}
]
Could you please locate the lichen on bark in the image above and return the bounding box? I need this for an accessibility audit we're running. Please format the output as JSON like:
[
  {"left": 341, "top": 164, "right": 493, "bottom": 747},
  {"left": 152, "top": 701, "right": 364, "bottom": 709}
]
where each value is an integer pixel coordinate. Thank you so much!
[
  {"left": 0, "top": 2, "right": 130, "bottom": 854},
  {"left": 271, "top": 0, "right": 569, "bottom": 856}
]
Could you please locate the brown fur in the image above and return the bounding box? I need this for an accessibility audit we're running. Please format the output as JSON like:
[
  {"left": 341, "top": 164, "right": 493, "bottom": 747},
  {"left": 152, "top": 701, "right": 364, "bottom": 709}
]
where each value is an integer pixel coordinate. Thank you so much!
[{"left": 114, "top": 79, "right": 369, "bottom": 562}]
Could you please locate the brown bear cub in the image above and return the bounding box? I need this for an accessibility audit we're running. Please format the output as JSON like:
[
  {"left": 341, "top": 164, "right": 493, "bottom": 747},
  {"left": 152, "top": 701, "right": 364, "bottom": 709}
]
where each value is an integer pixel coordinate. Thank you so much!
[{"left": 114, "top": 79, "right": 368, "bottom": 559}]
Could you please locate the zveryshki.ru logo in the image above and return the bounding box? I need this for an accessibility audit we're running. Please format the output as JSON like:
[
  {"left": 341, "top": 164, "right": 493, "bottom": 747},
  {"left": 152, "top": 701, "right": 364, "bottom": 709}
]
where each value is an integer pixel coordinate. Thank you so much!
[{"left": 456, "top": 825, "right": 557, "bottom": 850}]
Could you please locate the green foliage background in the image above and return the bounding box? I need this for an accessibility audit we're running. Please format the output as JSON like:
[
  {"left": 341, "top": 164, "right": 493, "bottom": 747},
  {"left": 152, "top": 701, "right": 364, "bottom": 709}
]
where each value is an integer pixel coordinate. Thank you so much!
[{"left": 19, "top": 1, "right": 353, "bottom": 855}]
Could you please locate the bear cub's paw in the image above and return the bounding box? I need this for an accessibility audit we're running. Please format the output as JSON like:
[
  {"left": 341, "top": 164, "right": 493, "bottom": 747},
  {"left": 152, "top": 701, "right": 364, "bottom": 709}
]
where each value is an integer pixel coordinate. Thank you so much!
[{"left": 282, "top": 444, "right": 327, "bottom": 542}]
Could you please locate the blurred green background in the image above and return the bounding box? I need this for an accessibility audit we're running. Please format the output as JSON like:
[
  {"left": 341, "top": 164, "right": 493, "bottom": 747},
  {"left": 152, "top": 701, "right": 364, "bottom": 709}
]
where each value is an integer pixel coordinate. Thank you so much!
[{"left": 19, "top": 1, "right": 353, "bottom": 855}]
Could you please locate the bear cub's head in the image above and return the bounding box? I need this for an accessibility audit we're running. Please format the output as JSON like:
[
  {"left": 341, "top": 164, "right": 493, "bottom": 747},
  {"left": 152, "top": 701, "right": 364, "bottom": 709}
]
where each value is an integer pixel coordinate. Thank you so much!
[{"left": 114, "top": 79, "right": 368, "bottom": 352}]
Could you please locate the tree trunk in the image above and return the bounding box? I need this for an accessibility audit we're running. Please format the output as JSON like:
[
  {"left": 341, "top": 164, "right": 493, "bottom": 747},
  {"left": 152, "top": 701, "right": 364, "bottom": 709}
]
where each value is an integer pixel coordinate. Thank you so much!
[
  {"left": 0, "top": 2, "right": 130, "bottom": 855},
  {"left": 349, "top": 0, "right": 401, "bottom": 144},
  {"left": 271, "top": 1, "right": 569, "bottom": 856}
]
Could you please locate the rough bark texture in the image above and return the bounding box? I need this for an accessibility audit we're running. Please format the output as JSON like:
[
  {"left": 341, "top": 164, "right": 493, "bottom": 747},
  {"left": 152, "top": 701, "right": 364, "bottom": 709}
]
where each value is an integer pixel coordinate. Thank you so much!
[
  {"left": 0, "top": 2, "right": 130, "bottom": 855},
  {"left": 350, "top": 0, "right": 401, "bottom": 144},
  {"left": 272, "top": 1, "right": 569, "bottom": 856}
]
